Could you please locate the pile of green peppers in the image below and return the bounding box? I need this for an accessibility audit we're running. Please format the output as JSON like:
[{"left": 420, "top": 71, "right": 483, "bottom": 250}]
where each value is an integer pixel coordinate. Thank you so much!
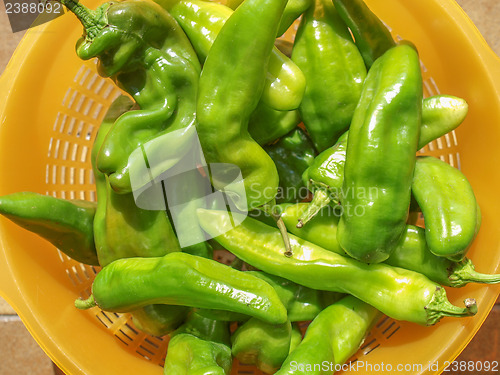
[{"left": 1, "top": 0, "right": 499, "bottom": 374}]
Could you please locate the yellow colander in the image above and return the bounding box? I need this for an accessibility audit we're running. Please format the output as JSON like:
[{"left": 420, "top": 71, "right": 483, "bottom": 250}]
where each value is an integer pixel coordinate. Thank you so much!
[{"left": 0, "top": 0, "right": 499, "bottom": 374}]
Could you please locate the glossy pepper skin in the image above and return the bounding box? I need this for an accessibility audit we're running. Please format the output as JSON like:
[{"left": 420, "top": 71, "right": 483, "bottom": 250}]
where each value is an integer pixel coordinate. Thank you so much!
[
  {"left": 264, "top": 128, "right": 316, "bottom": 204},
  {"left": 338, "top": 43, "right": 422, "bottom": 264},
  {"left": 75, "top": 252, "right": 288, "bottom": 325},
  {"left": 281, "top": 203, "right": 499, "bottom": 288},
  {"left": 333, "top": 0, "right": 396, "bottom": 69},
  {"left": 198, "top": 210, "right": 477, "bottom": 326},
  {"left": 157, "top": 0, "right": 306, "bottom": 111},
  {"left": 291, "top": 0, "right": 367, "bottom": 152},
  {"left": 196, "top": 0, "right": 289, "bottom": 211},
  {"left": 197, "top": 270, "right": 342, "bottom": 323},
  {"left": 412, "top": 156, "right": 480, "bottom": 261},
  {"left": 0, "top": 192, "right": 98, "bottom": 265},
  {"left": 276, "top": 295, "right": 380, "bottom": 374},
  {"left": 60, "top": 0, "right": 201, "bottom": 193},
  {"left": 92, "top": 96, "right": 188, "bottom": 337},
  {"left": 231, "top": 317, "right": 292, "bottom": 374},
  {"left": 300, "top": 95, "right": 469, "bottom": 226}
]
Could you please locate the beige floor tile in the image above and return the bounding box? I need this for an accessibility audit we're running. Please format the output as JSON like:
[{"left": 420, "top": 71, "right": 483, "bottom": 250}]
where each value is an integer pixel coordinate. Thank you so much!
[
  {"left": 0, "top": 316, "right": 55, "bottom": 375},
  {"left": 0, "top": 297, "right": 16, "bottom": 315}
]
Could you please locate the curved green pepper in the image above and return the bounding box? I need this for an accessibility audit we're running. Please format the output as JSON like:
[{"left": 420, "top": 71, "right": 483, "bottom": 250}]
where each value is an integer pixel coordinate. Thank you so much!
[
  {"left": 337, "top": 43, "right": 422, "bottom": 263},
  {"left": 276, "top": 295, "right": 380, "bottom": 374},
  {"left": 291, "top": 0, "right": 367, "bottom": 152},
  {"left": 412, "top": 156, "right": 480, "bottom": 261},
  {"left": 60, "top": 0, "right": 201, "bottom": 193},
  {"left": 231, "top": 317, "right": 292, "bottom": 374},
  {"left": 300, "top": 95, "right": 469, "bottom": 227},
  {"left": 196, "top": 0, "right": 288, "bottom": 211},
  {"left": 281, "top": 203, "right": 499, "bottom": 288},
  {"left": 332, "top": 0, "right": 396, "bottom": 69},
  {"left": 157, "top": 0, "right": 306, "bottom": 111},
  {"left": 0, "top": 192, "right": 98, "bottom": 266},
  {"left": 92, "top": 96, "right": 188, "bottom": 337},
  {"left": 264, "top": 128, "right": 316, "bottom": 204},
  {"left": 75, "top": 252, "right": 288, "bottom": 325},
  {"left": 198, "top": 210, "right": 477, "bottom": 326}
]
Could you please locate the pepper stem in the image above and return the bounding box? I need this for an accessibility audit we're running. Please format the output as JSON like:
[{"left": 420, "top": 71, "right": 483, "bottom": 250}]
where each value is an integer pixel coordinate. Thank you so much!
[
  {"left": 448, "top": 258, "right": 500, "bottom": 288},
  {"left": 57, "top": 0, "right": 108, "bottom": 40},
  {"left": 260, "top": 201, "right": 293, "bottom": 257},
  {"left": 74, "top": 295, "right": 97, "bottom": 310},
  {"left": 297, "top": 188, "right": 332, "bottom": 228},
  {"left": 424, "top": 286, "right": 477, "bottom": 325}
]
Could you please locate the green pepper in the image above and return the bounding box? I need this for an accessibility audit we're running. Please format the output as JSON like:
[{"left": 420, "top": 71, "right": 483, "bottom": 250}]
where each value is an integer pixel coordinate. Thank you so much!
[
  {"left": 196, "top": 0, "right": 288, "bottom": 212},
  {"left": 157, "top": 0, "right": 306, "bottom": 111},
  {"left": 60, "top": 0, "right": 201, "bottom": 193},
  {"left": 289, "top": 323, "right": 303, "bottom": 354},
  {"left": 300, "top": 95, "right": 469, "bottom": 227},
  {"left": 248, "top": 102, "right": 302, "bottom": 146},
  {"left": 264, "top": 128, "right": 316, "bottom": 204},
  {"left": 276, "top": 295, "right": 380, "bottom": 374},
  {"left": 164, "top": 312, "right": 232, "bottom": 375},
  {"left": 198, "top": 210, "right": 477, "bottom": 326},
  {"left": 231, "top": 317, "right": 292, "bottom": 374},
  {"left": 337, "top": 43, "right": 422, "bottom": 263},
  {"left": 75, "top": 252, "right": 288, "bottom": 325},
  {"left": 0, "top": 192, "right": 98, "bottom": 265},
  {"left": 412, "top": 156, "right": 480, "bottom": 261},
  {"left": 163, "top": 334, "right": 232, "bottom": 375},
  {"left": 92, "top": 96, "right": 188, "bottom": 337},
  {"left": 281, "top": 203, "right": 499, "bottom": 288},
  {"left": 198, "top": 270, "right": 342, "bottom": 323},
  {"left": 291, "top": 0, "right": 367, "bottom": 152},
  {"left": 91, "top": 97, "right": 181, "bottom": 268},
  {"left": 332, "top": 0, "right": 396, "bottom": 69}
]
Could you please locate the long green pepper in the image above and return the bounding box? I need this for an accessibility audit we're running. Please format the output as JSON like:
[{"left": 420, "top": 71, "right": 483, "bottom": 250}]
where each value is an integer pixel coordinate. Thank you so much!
[
  {"left": 196, "top": 0, "right": 289, "bottom": 211},
  {"left": 300, "top": 95, "right": 469, "bottom": 227},
  {"left": 280, "top": 203, "right": 499, "bottom": 288},
  {"left": 198, "top": 210, "right": 477, "bottom": 326},
  {"left": 338, "top": 43, "right": 422, "bottom": 263}
]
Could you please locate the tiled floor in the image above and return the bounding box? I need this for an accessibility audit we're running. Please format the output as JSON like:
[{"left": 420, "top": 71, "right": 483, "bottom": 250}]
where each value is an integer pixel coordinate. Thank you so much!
[{"left": 1, "top": 0, "right": 500, "bottom": 374}]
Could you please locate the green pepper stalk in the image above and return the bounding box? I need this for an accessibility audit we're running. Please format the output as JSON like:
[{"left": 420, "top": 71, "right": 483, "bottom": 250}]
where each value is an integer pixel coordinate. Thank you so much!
[
  {"left": 332, "top": 0, "right": 396, "bottom": 69},
  {"left": 291, "top": 0, "right": 367, "bottom": 153},
  {"left": 0, "top": 192, "right": 98, "bottom": 266},
  {"left": 198, "top": 210, "right": 478, "bottom": 326},
  {"left": 412, "top": 156, "right": 480, "bottom": 262},
  {"left": 164, "top": 312, "right": 232, "bottom": 375},
  {"left": 75, "top": 252, "right": 288, "bottom": 325},
  {"left": 156, "top": 0, "right": 306, "bottom": 111},
  {"left": 281, "top": 203, "right": 499, "bottom": 288},
  {"left": 264, "top": 128, "right": 317, "bottom": 204},
  {"left": 276, "top": 295, "right": 381, "bottom": 374},
  {"left": 337, "top": 43, "right": 422, "bottom": 264},
  {"left": 59, "top": 0, "right": 201, "bottom": 193},
  {"left": 231, "top": 317, "right": 292, "bottom": 374},
  {"left": 299, "top": 95, "right": 469, "bottom": 228}
]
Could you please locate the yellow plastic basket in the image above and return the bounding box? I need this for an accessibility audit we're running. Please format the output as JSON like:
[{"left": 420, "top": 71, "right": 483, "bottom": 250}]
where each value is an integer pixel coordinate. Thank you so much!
[{"left": 0, "top": 0, "right": 499, "bottom": 374}]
